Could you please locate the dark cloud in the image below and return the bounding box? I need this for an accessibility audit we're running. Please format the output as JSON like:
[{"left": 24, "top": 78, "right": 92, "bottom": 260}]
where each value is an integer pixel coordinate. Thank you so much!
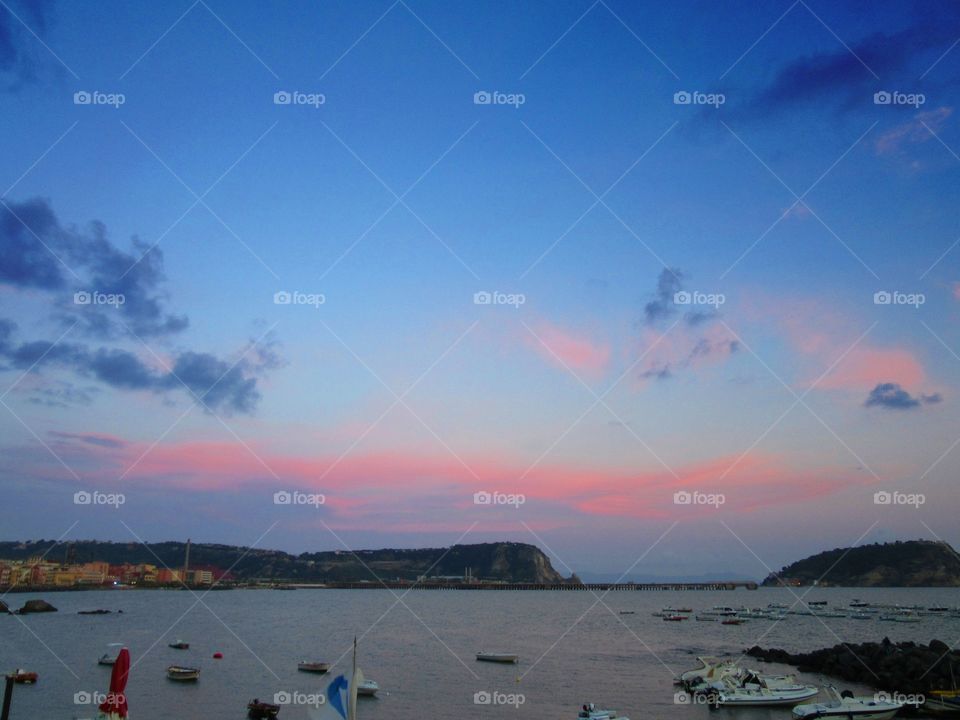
[
  {"left": 0, "top": 0, "right": 55, "bottom": 90},
  {"left": 26, "top": 380, "right": 99, "bottom": 408},
  {"left": 864, "top": 382, "right": 942, "bottom": 410},
  {"left": 0, "top": 198, "right": 189, "bottom": 338},
  {"left": 644, "top": 267, "right": 684, "bottom": 325},
  {"left": 164, "top": 351, "right": 260, "bottom": 414},
  {"left": 48, "top": 431, "right": 126, "bottom": 449}
]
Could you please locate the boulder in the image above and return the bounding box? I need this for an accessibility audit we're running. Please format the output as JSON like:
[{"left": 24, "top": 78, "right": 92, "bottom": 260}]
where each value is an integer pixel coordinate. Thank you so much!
[
  {"left": 18, "top": 599, "right": 58, "bottom": 614},
  {"left": 0, "top": 599, "right": 10, "bottom": 614}
]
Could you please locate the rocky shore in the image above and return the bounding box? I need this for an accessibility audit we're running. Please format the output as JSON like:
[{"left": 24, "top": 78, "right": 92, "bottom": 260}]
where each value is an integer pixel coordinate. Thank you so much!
[{"left": 747, "top": 639, "right": 959, "bottom": 694}]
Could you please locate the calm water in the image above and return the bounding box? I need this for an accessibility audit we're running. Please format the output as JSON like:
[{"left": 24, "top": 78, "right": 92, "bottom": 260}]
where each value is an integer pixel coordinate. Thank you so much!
[{"left": 2, "top": 587, "right": 958, "bottom": 719}]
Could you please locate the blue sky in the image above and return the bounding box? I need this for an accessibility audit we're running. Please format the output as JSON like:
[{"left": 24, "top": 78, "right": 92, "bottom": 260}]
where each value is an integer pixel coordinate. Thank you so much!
[{"left": 1, "top": 0, "right": 959, "bottom": 577}]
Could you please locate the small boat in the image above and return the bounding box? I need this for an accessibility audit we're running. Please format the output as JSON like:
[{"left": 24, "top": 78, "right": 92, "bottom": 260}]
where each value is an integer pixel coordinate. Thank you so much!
[
  {"left": 924, "top": 690, "right": 960, "bottom": 717},
  {"left": 721, "top": 618, "right": 746, "bottom": 625},
  {"left": 247, "top": 698, "right": 281, "bottom": 718},
  {"left": 168, "top": 640, "right": 190, "bottom": 649},
  {"left": 11, "top": 669, "right": 38, "bottom": 684},
  {"left": 850, "top": 600, "right": 870, "bottom": 608},
  {"left": 297, "top": 661, "right": 330, "bottom": 673},
  {"left": 357, "top": 679, "right": 380, "bottom": 697},
  {"left": 662, "top": 614, "right": 688, "bottom": 621},
  {"left": 78, "top": 609, "right": 112, "bottom": 615},
  {"left": 879, "top": 613, "right": 921, "bottom": 623},
  {"left": 793, "top": 688, "right": 901, "bottom": 720},
  {"left": 710, "top": 677, "right": 819, "bottom": 707},
  {"left": 850, "top": 611, "right": 874, "bottom": 620},
  {"left": 167, "top": 665, "right": 200, "bottom": 681},
  {"left": 577, "top": 702, "right": 629, "bottom": 719},
  {"left": 701, "top": 606, "right": 738, "bottom": 616},
  {"left": 618, "top": 610, "right": 635, "bottom": 615},
  {"left": 808, "top": 600, "right": 827, "bottom": 606},
  {"left": 694, "top": 615, "right": 716, "bottom": 622},
  {"left": 767, "top": 602, "right": 788, "bottom": 609},
  {"left": 98, "top": 653, "right": 116, "bottom": 666},
  {"left": 476, "top": 652, "right": 518, "bottom": 663}
]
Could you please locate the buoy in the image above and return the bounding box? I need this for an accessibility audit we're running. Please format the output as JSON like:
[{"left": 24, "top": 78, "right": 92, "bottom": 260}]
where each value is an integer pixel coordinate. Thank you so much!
[{"left": 213, "top": 652, "right": 223, "bottom": 659}]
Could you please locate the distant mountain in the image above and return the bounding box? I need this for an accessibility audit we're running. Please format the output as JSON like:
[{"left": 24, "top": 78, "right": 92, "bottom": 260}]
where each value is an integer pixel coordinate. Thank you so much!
[
  {"left": 763, "top": 540, "right": 960, "bottom": 587},
  {"left": 0, "top": 540, "right": 567, "bottom": 584}
]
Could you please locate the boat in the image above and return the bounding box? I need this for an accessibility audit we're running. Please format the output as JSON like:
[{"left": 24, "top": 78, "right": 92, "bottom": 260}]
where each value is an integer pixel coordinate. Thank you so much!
[
  {"left": 879, "top": 613, "right": 921, "bottom": 623},
  {"left": 850, "top": 611, "right": 874, "bottom": 620},
  {"left": 476, "top": 652, "right": 518, "bottom": 663},
  {"left": 247, "top": 698, "right": 281, "bottom": 718},
  {"left": 577, "top": 702, "right": 629, "bottom": 719},
  {"left": 809, "top": 600, "right": 828, "bottom": 606},
  {"left": 618, "top": 610, "right": 635, "bottom": 615},
  {"left": 924, "top": 690, "right": 960, "bottom": 717},
  {"left": 711, "top": 680, "right": 819, "bottom": 707},
  {"left": 677, "top": 657, "right": 737, "bottom": 687},
  {"left": 168, "top": 640, "right": 190, "bottom": 649},
  {"left": 662, "top": 614, "right": 688, "bottom": 621},
  {"left": 297, "top": 661, "right": 331, "bottom": 673},
  {"left": 98, "top": 653, "right": 116, "bottom": 666},
  {"left": 683, "top": 661, "right": 803, "bottom": 695},
  {"left": 792, "top": 688, "right": 902, "bottom": 720},
  {"left": 695, "top": 615, "right": 716, "bottom": 622},
  {"left": 357, "top": 679, "right": 380, "bottom": 697},
  {"left": 721, "top": 618, "right": 746, "bottom": 625},
  {"left": 701, "top": 606, "right": 738, "bottom": 616},
  {"left": 166, "top": 665, "right": 200, "bottom": 681},
  {"left": 768, "top": 602, "right": 788, "bottom": 609},
  {"left": 850, "top": 600, "right": 870, "bottom": 608},
  {"left": 11, "top": 669, "right": 37, "bottom": 684},
  {"left": 813, "top": 611, "right": 848, "bottom": 618}
]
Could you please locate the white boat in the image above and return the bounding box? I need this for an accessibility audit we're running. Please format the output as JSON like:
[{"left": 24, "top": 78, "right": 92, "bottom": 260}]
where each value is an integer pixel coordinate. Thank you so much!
[
  {"left": 577, "top": 702, "right": 629, "bottom": 719},
  {"left": 792, "top": 688, "right": 902, "bottom": 720},
  {"left": 98, "top": 653, "right": 116, "bottom": 666},
  {"left": 879, "top": 613, "right": 921, "bottom": 623},
  {"left": 677, "top": 657, "right": 737, "bottom": 686},
  {"left": 476, "top": 652, "right": 518, "bottom": 663},
  {"left": 167, "top": 665, "right": 200, "bottom": 681},
  {"left": 701, "top": 606, "right": 738, "bottom": 616},
  {"left": 712, "top": 677, "right": 819, "bottom": 707},
  {"left": 298, "top": 660, "right": 331, "bottom": 673},
  {"left": 357, "top": 679, "right": 379, "bottom": 697}
]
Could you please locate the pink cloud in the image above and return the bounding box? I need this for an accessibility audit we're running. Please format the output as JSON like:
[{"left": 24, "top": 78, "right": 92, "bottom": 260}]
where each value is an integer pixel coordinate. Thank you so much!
[
  {"left": 523, "top": 321, "right": 611, "bottom": 377},
  {"left": 952, "top": 282, "right": 960, "bottom": 301},
  {"left": 875, "top": 106, "right": 952, "bottom": 155}
]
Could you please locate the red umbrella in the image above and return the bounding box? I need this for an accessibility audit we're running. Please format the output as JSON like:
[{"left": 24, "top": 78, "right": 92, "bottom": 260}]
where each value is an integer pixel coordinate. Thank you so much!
[{"left": 99, "top": 647, "right": 129, "bottom": 718}]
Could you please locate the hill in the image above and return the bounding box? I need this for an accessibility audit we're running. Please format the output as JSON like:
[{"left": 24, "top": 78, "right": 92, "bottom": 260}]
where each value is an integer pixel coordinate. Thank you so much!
[
  {"left": 0, "top": 540, "right": 567, "bottom": 584},
  {"left": 763, "top": 540, "right": 960, "bottom": 587}
]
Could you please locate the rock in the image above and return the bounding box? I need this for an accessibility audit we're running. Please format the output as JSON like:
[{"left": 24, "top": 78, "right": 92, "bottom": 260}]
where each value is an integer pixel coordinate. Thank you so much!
[
  {"left": 929, "top": 639, "right": 950, "bottom": 655},
  {"left": 17, "top": 599, "right": 58, "bottom": 614},
  {"left": 0, "top": 599, "right": 10, "bottom": 614}
]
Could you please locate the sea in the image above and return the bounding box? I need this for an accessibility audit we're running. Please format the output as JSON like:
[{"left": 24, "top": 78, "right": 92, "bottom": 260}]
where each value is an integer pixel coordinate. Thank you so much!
[{"left": 1, "top": 587, "right": 958, "bottom": 719}]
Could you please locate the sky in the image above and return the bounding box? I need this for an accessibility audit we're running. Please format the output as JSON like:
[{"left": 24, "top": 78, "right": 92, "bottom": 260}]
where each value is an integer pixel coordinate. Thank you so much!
[{"left": 0, "top": 0, "right": 958, "bottom": 579}]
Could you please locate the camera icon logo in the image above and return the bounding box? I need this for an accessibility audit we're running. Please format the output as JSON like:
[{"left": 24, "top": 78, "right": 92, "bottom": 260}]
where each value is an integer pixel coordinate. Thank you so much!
[
  {"left": 473, "top": 491, "right": 492, "bottom": 505},
  {"left": 273, "top": 290, "right": 292, "bottom": 305},
  {"left": 473, "top": 291, "right": 492, "bottom": 305},
  {"left": 473, "top": 91, "right": 492, "bottom": 105},
  {"left": 74, "top": 490, "right": 92, "bottom": 505},
  {"left": 873, "top": 291, "right": 891, "bottom": 305},
  {"left": 274, "top": 490, "right": 292, "bottom": 505},
  {"left": 74, "top": 290, "right": 92, "bottom": 305},
  {"left": 673, "top": 490, "right": 692, "bottom": 505},
  {"left": 673, "top": 290, "right": 692, "bottom": 305},
  {"left": 673, "top": 91, "right": 691, "bottom": 105},
  {"left": 474, "top": 691, "right": 492, "bottom": 705},
  {"left": 274, "top": 691, "right": 292, "bottom": 705},
  {"left": 674, "top": 692, "right": 690, "bottom": 705},
  {"left": 873, "top": 91, "right": 892, "bottom": 105},
  {"left": 74, "top": 691, "right": 92, "bottom": 704},
  {"left": 874, "top": 491, "right": 892, "bottom": 505},
  {"left": 274, "top": 91, "right": 292, "bottom": 105},
  {"left": 73, "top": 91, "right": 92, "bottom": 105}
]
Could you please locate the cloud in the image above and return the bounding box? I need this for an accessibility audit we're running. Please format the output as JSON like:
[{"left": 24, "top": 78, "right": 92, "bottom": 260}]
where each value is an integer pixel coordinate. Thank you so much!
[
  {"left": 0, "top": 0, "right": 55, "bottom": 90},
  {"left": 0, "top": 198, "right": 189, "bottom": 338},
  {"left": 524, "top": 321, "right": 611, "bottom": 377},
  {"left": 638, "top": 325, "right": 739, "bottom": 382},
  {"left": 644, "top": 267, "right": 684, "bottom": 325},
  {"left": 875, "top": 107, "right": 953, "bottom": 155},
  {"left": 864, "top": 382, "right": 942, "bottom": 410},
  {"left": 48, "top": 431, "right": 128, "bottom": 449}
]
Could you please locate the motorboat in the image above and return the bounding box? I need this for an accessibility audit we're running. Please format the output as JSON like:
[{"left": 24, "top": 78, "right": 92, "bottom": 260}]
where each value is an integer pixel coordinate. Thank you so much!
[
  {"left": 11, "top": 669, "right": 37, "bottom": 684},
  {"left": 792, "top": 688, "right": 902, "bottom": 720},
  {"left": 167, "top": 665, "right": 200, "bottom": 681},
  {"left": 694, "top": 615, "right": 716, "bottom": 621},
  {"left": 850, "top": 600, "right": 870, "bottom": 608},
  {"left": 924, "top": 690, "right": 960, "bottom": 716},
  {"left": 577, "top": 702, "right": 629, "bottom": 719},
  {"left": 297, "top": 661, "right": 330, "bottom": 673},
  {"left": 701, "top": 606, "right": 738, "bottom": 616},
  {"left": 247, "top": 698, "right": 281, "bottom": 718},
  {"left": 618, "top": 610, "right": 635, "bottom": 615},
  {"left": 168, "top": 640, "right": 190, "bottom": 649},
  {"left": 662, "top": 614, "right": 688, "bottom": 621},
  {"left": 879, "top": 613, "right": 921, "bottom": 623},
  {"left": 684, "top": 661, "right": 804, "bottom": 695},
  {"left": 850, "top": 611, "right": 874, "bottom": 620},
  {"left": 710, "top": 676, "right": 819, "bottom": 707},
  {"left": 677, "top": 657, "right": 736, "bottom": 686},
  {"left": 722, "top": 618, "right": 746, "bottom": 625},
  {"left": 809, "top": 600, "right": 827, "bottom": 606},
  {"left": 476, "top": 652, "right": 518, "bottom": 663},
  {"left": 357, "top": 679, "right": 380, "bottom": 697},
  {"left": 98, "top": 653, "right": 116, "bottom": 666}
]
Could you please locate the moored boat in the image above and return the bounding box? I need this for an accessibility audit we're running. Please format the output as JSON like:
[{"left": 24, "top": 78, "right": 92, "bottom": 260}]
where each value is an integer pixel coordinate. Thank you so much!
[
  {"left": 98, "top": 653, "right": 116, "bottom": 666},
  {"left": 476, "top": 652, "right": 518, "bottom": 663},
  {"left": 577, "top": 702, "right": 629, "bottom": 719},
  {"left": 357, "top": 679, "right": 380, "bottom": 697},
  {"left": 11, "top": 669, "right": 38, "bottom": 684},
  {"left": 167, "top": 665, "right": 200, "bottom": 681},
  {"left": 297, "top": 660, "right": 330, "bottom": 673},
  {"left": 792, "top": 688, "right": 901, "bottom": 720},
  {"left": 168, "top": 640, "right": 190, "bottom": 649},
  {"left": 711, "top": 677, "right": 819, "bottom": 707},
  {"left": 247, "top": 698, "right": 281, "bottom": 718}
]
